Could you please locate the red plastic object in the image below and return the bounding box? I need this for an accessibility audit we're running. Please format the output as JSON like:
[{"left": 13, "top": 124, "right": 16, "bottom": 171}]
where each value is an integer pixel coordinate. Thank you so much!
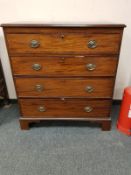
[{"left": 117, "top": 87, "right": 131, "bottom": 136}]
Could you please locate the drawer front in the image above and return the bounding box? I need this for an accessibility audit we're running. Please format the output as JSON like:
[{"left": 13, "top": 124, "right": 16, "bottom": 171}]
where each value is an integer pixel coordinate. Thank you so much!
[
  {"left": 15, "top": 78, "right": 114, "bottom": 98},
  {"left": 11, "top": 56, "right": 118, "bottom": 77},
  {"left": 19, "top": 99, "right": 112, "bottom": 118},
  {"left": 7, "top": 33, "right": 121, "bottom": 55}
]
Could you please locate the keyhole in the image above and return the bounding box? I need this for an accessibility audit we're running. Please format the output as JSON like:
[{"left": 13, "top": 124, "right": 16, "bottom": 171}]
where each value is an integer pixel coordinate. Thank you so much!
[{"left": 60, "top": 34, "right": 65, "bottom": 39}]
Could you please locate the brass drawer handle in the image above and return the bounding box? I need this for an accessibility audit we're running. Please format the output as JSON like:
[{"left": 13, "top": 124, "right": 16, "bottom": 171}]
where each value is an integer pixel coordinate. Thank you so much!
[
  {"left": 35, "top": 84, "right": 44, "bottom": 92},
  {"left": 30, "top": 40, "right": 40, "bottom": 48},
  {"left": 32, "top": 63, "right": 42, "bottom": 71},
  {"left": 85, "top": 86, "right": 94, "bottom": 93},
  {"left": 88, "top": 40, "right": 97, "bottom": 49},
  {"left": 86, "top": 63, "right": 96, "bottom": 71},
  {"left": 84, "top": 106, "right": 93, "bottom": 113},
  {"left": 38, "top": 106, "right": 46, "bottom": 112}
]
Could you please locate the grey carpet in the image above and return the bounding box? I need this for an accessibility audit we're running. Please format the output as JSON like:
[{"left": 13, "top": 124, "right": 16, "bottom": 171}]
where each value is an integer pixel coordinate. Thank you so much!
[{"left": 0, "top": 103, "right": 131, "bottom": 175}]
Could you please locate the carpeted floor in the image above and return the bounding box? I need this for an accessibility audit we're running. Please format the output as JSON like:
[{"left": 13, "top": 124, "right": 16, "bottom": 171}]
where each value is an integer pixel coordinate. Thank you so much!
[{"left": 0, "top": 103, "right": 131, "bottom": 175}]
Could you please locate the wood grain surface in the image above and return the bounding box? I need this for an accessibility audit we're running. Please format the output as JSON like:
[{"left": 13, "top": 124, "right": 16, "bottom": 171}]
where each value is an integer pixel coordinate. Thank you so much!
[
  {"left": 15, "top": 77, "right": 114, "bottom": 98},
  {"left": 11, "top": 56, "right": 118, "bottom": 77},
  {"left": 6, "top": 33, "right": 121, "bottom": 55},
  {"left": 19, "top": 98, "right": 112, "bottom": 118}
]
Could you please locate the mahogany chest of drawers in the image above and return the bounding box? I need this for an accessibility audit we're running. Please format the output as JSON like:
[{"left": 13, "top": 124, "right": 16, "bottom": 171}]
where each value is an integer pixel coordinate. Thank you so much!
[{"left": 2, "top": 24, "right": 126, "bottom": 130}]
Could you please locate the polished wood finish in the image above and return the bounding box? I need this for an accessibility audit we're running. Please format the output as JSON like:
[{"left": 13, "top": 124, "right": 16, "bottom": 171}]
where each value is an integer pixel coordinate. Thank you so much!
[
  {"left": 11, "top": 56, "right": 118, "bottom": 77},
  {"left": 19, "top": 119, "right": 29, "bottom": 130},
  {"left": 19, "top": 99, "right": 111, "bottom": 118},
  {"left": 2, "top": 24, "right": 126, "bottom": 130},
  {"left": 15, "top": 77, "right": 114, "bottom": 98},
  {"left": 101, "top": 120, "right": 111, "bottom": 131},
  {"left": 19, "top": 118, "right": 112, "bottom": 130},
  {"left": 6, "top": 33, "right": 121, "bottom": 55}
]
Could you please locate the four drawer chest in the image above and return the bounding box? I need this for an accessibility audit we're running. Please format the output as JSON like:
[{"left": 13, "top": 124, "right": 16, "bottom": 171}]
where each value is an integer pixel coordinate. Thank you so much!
[{"left": 2, "top": 24, "right": 126, "bottom": 130}]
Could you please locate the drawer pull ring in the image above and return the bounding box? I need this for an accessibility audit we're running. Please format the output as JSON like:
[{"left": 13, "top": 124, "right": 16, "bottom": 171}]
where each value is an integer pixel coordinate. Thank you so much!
[
  {"left": 88, "top": 40, "right": 97, "bottom": 49},
  {"left": 85, "top": 86, "right": 94, "bottom": 93},
  {"left": 84, "top": 106, "right": 93, "bottom": 113},
  {"left": 32, "top": 64, "right": 42, "bottom": 71},
  {"left": 38, "top": 106, "right": 46, "bottom": 112},
  {"left": 35, "top": 84, "right": 44, "bottom": 92},
  {"left": 30, "top": 40, "right": 40, "bottom": 48},
  {"left": 86, "top": 63, "right": 96, "bottom": 71}
]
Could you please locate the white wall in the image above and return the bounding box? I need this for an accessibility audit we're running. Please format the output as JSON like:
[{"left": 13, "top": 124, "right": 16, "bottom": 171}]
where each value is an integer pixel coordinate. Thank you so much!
[{"left": 0, "top": 0, "right": 131, "bottom": 99}]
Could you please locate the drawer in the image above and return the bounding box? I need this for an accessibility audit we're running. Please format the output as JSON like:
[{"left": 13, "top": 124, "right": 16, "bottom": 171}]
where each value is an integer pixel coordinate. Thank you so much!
[
  {"left": 6, "top": 33, "right": 121, "bottom": 55},
  {"left": 19, "top": 98, "right": 112, "bottom": 118},
  {"left": 15, "top": 78, "right": 114, "bottom": 98},
  {"left": 11, "top": 56, "right": 118, "bottom": 77}
]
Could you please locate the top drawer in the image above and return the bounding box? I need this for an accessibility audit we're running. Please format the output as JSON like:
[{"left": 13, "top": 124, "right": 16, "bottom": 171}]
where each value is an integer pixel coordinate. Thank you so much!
[{"left": 6, "top": 32, "right": 121, "bottom": 55}]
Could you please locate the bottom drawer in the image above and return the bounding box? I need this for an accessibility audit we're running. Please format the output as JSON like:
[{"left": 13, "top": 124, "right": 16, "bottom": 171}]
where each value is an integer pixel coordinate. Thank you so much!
[{"left": 19, "top": 99, "right": 112, "bottom": 118}]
